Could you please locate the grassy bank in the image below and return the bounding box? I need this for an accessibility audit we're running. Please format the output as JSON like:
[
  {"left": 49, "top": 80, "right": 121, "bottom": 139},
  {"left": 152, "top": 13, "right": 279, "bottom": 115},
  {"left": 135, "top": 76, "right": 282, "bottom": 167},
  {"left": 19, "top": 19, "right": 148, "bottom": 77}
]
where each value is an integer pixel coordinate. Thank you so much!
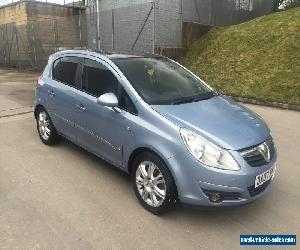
[{"left": 180, "top": 8, "right": 300, "bottom": 105}]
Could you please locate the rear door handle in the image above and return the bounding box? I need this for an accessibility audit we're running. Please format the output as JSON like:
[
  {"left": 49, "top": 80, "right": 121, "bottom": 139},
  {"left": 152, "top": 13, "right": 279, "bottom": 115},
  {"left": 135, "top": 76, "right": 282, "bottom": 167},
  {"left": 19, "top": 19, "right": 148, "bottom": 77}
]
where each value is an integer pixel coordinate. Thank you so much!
[
  {"left": 48, "top": 89, "right": 55, "bottom": 97},
  {"left": 76, "top": 104, "right": 86, "bottom": 112}
]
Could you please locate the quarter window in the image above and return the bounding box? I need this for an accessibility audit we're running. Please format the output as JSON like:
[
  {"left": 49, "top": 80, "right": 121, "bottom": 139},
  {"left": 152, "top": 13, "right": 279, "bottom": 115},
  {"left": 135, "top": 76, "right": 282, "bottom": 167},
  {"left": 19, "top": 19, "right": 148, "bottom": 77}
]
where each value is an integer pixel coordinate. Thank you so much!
[
  {"left": 119, "top": 87, "right": 138, "bottom": 115},
  {"left": 53, "top": 57, "right": 79, "bottom": 86}
]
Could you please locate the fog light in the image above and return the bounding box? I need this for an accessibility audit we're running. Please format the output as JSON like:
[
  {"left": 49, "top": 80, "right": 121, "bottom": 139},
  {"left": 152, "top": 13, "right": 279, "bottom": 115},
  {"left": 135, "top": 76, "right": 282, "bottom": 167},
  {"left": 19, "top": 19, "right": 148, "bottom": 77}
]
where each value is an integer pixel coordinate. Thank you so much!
[{"left": 209, "top": 192, "right": 223, "bottom": 204}]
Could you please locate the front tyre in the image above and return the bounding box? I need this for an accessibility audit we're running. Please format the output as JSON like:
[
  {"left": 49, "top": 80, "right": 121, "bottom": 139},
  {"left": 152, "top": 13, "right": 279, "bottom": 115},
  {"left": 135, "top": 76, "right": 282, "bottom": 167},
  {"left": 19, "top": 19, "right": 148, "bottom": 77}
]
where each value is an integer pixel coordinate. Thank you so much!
[
  {"left": 131, "top": 152, "right": 177, "bottom": 215},
  {"left": 36, "top": 108, "right": 59, "bottom": 145}
]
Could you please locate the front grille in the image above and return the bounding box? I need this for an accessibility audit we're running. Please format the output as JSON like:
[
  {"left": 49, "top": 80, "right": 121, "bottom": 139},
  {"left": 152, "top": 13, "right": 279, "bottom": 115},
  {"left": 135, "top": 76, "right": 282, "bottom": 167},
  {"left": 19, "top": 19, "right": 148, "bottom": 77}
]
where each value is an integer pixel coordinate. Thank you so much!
[
  {"left": 240, "top": 136, "right": 275, "bottom": 167},
  {"left": 244, "top": 153, "right": 266, "bottom": 167},
  {"left": 248, "top": 179, "right": 271, "bottom": 197}
]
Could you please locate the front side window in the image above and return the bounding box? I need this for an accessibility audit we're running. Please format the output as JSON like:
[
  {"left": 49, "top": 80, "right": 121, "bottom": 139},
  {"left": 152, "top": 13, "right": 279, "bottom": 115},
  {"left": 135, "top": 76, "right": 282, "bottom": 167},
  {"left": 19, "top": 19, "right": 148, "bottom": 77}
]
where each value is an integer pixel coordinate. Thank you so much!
[
  {"left": 53, "top": 57, "right": 79, "bottom": 86},
  {"left": 113, "top": 57, "right": 215, "bottom": 105},
  {"left": 82, "top": 59, "right": 118, "bottom": 97},
  {"left": 80, "top": 58, "right": 137, "bottom": 114}
]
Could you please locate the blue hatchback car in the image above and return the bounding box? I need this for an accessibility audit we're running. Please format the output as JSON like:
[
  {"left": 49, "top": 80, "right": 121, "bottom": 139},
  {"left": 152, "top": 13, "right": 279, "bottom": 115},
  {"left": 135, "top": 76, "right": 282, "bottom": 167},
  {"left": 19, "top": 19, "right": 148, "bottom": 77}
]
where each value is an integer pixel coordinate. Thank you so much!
[{"left": 35, "top": 50, "right": 277, "bottom": 214}]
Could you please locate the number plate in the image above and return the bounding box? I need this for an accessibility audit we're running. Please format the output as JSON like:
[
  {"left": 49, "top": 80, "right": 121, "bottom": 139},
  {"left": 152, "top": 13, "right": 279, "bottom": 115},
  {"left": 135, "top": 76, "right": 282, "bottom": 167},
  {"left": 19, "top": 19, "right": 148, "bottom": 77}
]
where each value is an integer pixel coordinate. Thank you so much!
[{"left": 254, "top": 164, "right": 276, "bottom": 188}]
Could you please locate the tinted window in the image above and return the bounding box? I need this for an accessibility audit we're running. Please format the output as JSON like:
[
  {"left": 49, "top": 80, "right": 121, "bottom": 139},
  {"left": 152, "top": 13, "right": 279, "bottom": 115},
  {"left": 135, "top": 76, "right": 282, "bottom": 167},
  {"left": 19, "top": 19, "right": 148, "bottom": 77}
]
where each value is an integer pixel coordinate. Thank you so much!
[
  {"left": 119, "top": 87, "right": 137, "bottom": 115},
  {"left": 82, "top": 59, "right": 118, "bottom": 97},
  {"left": 113, "top": 57, "right": 215, "bottom": 105},
  {"left": 53, "top": 57, "right": 78, "bottom": 86}
]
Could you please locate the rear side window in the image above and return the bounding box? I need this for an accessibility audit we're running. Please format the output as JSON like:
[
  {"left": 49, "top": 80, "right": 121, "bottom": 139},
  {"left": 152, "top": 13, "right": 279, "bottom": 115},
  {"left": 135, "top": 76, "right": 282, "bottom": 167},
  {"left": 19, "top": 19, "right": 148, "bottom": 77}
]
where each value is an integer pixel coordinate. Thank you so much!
[
  {"left": 82, "top": 59, "right": 118, "bottom": 97},
  {"left": 53, "top": 57, "right": 79, "bottom": 86}
]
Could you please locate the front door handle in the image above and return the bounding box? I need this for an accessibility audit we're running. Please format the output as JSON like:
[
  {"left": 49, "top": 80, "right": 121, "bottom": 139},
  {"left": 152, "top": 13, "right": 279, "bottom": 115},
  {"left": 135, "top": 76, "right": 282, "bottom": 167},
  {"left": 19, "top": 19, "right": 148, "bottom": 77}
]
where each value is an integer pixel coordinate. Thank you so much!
[
  {"left": 76, "top": 104, "right": 86, "bottom": 112},
  {"left": 48, "top": 89, "right": 55, "bottom": 97}
]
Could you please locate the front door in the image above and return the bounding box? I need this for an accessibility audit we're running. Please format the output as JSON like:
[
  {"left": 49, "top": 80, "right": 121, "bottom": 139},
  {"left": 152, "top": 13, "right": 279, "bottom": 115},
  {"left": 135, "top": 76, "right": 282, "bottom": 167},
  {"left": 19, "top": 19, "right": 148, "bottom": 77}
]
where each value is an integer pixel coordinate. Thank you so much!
[{"left": 74, "top": 58, "right": 126, "bottom": 166}]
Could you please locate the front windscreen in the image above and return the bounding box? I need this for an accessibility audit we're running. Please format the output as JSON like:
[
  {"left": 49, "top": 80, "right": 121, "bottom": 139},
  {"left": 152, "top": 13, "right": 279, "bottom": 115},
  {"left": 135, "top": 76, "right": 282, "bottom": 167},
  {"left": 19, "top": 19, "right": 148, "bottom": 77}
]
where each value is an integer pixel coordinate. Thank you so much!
[{"left": 113, "top": 57, "right": 215, "bottom": 105}]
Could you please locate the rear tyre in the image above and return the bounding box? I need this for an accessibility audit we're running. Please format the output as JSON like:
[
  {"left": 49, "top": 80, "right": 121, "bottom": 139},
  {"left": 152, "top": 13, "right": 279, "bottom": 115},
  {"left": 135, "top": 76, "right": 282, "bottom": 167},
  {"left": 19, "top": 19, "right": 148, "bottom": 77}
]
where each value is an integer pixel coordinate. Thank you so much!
[
  {"left": 131, "top": 152, "right": 177, "bottom": 215},
  {"left": 36, "top": 108, "right": 59, "bottom": 145}
]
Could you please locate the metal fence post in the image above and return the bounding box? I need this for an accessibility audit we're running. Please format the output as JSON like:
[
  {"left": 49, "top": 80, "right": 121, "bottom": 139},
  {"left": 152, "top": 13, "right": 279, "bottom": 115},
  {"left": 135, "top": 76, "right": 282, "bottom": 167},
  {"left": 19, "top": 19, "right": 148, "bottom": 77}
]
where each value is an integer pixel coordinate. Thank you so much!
[
  {"left": 112, "top": 9, "right": 114, "bottom": 50},
  {"left": 1, "top": 26, "right": 7, "bottom": 65},
  {"left": 79, "top": 10, "right": 82, "bottom": 48},
  {"left": 152, "top": 1, "right": 156, "bottom": 54},
  {"left": 31, "top": 23, "right": 37, "bottom": 66},
  {"left": 6, "top": 24, "right": 11, "bottom": 65},
  {"left": 193, "top": 0, "right": 201, "bottom": 22},
  {"left": 180, "top": 0, "right": 183, "bottom": 48},
  {"left": 14, "top": 24, "right": 20, "bottom": 68},
  {"left": 53, "top": 19, "right": 58, "bottom": 52},
  {"left": 96, "top": 0, "right": 101, "bottom": 50},
  {"left": 132, "top": 3, "right": 154, "bottom": 51}
]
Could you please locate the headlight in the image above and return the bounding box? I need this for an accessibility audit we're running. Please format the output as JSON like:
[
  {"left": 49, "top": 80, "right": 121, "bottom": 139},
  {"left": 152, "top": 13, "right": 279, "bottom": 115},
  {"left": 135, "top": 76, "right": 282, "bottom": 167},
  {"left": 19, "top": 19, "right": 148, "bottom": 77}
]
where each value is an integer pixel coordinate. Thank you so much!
[{"left": 180, "top": 128, "right": 240, "bottom": 171}]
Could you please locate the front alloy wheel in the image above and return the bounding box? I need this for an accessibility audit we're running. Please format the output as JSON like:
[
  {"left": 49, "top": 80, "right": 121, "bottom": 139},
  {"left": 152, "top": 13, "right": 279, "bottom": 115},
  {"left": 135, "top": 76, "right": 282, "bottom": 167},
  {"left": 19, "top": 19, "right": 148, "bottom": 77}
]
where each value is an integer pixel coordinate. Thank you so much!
[
  {"left": 136, "top": 161, "right": 167, "bottom": 208},
  {"left": 132, "top": 152, "right": 177, "bottom": 214}
]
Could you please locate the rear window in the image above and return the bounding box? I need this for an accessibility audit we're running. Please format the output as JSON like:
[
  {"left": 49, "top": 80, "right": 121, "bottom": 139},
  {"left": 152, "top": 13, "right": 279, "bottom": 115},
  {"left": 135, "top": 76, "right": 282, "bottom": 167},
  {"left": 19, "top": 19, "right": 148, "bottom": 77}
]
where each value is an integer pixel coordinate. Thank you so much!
[{"left": 53, "top": 57, "right": 79, "bottom": 86}]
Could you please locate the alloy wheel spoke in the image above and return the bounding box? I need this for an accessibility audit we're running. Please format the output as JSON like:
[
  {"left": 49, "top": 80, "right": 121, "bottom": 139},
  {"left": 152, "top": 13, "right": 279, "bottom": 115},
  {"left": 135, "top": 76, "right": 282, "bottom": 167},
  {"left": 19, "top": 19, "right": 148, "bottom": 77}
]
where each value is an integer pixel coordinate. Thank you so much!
[
  {"left": 153, "top": 186, "right": 165, "bottom": 199},
  {"left": 148, "top": 163, "right": 155, "bottom": 179},
  {"left": 150, "top": 191, "right": 157, "bottom": 205},
  {"left": 45, "top": 127, "right": 50, "bottom": 135},
  {"left": 136, "top": 176, "right": 144, "bottom": 186},
  {"left": 139, "top": 164, "right": 148, "bottom": 178},
  {"left": 155, "top": 178, "right": 165, "bottom": 185},
  {"left": 141, "top": 189, "right": 148, "bottom": 200},
  {"left": 153, "top": 173, "right": 163, "bottom": 181}
]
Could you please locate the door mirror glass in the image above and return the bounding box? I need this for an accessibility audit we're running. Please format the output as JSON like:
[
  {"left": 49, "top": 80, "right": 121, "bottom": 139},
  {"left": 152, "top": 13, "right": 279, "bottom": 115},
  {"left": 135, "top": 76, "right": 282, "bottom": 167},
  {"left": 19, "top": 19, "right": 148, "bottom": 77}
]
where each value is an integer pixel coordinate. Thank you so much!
[{"left": 97, "top": 92, "right": 119, "bottom": 107}]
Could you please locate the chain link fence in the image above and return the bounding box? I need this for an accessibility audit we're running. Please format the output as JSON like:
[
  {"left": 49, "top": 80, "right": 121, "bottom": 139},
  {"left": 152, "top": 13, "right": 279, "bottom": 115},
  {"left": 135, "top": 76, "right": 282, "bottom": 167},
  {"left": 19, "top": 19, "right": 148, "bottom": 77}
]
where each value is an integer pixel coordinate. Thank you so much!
[
  {"left": 98, "top": 2, "right": 155, "bottom": 53},
  {"left": 183, "top": 0, "right": 273, "bottom": 26},
  {"left": 0, "top": 0, "right": 83, "bottom": 7},
  {"left": 0, "top": 13, "right": 87, "bottom": 68}
]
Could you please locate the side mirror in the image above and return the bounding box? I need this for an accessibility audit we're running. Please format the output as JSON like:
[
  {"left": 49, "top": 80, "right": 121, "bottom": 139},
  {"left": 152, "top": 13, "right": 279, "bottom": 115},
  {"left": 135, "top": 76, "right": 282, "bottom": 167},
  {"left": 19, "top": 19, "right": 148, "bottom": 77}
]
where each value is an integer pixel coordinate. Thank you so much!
[{"left": 97, "top": 92, "right": 119, "bottom": 108}]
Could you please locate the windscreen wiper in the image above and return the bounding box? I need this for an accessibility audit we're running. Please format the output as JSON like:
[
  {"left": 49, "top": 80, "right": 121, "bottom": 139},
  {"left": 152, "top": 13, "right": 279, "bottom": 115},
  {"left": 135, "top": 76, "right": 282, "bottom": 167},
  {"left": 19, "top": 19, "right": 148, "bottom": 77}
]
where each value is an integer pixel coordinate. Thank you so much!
[{"left": 171, "top": 92, "right": 216, "bottom": 105}]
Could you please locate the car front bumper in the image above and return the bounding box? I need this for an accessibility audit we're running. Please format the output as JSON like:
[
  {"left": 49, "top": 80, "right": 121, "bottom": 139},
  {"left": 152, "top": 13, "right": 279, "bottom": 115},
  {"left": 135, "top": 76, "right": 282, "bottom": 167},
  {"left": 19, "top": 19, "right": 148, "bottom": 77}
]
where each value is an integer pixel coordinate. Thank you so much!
[{"left": 167, "top": 148, "right": 277, "bottom": 207}]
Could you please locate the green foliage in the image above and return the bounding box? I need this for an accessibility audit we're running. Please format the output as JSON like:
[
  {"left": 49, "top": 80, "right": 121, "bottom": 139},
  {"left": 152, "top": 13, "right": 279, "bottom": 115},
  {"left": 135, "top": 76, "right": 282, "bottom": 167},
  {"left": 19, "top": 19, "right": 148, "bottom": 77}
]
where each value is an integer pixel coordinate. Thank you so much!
[{"left": 180, "top": 8, "right": 300, "bottom": 105}]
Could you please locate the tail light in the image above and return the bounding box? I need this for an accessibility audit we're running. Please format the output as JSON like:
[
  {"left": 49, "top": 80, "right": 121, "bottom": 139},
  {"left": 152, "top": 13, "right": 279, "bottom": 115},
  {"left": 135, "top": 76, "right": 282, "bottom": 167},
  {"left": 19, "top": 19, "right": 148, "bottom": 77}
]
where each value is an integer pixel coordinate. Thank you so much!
[{"left": 37, "top": 74, "right": 44, "bottom": 86}]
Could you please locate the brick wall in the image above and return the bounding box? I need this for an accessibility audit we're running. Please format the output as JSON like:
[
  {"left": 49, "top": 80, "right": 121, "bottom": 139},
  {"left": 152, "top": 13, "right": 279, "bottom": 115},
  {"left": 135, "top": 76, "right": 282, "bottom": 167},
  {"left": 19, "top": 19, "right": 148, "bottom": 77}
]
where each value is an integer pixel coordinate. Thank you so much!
[
  {"left": 0, "top": 2, "right": 28, "bottom": 25},
  {"left": 0, "top": 1, "right": 86, "bottom": 68}
]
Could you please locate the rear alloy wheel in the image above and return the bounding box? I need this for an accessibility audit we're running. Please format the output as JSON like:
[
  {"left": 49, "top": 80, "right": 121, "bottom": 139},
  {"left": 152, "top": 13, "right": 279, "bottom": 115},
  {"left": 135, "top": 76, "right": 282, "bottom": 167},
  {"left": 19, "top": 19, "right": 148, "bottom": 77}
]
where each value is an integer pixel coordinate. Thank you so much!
[
  {"left": 36, "top": 108, "right": 59, "bottom": 145},
  {"left": 132, "top": 152, "right": 177, "bottom": 214}
]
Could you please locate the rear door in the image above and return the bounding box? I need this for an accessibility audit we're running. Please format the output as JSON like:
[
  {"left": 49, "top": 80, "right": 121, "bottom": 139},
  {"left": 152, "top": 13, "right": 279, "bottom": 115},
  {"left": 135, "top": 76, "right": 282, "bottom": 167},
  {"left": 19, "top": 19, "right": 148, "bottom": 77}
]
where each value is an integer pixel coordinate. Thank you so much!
[{"left": 46, "top": 56, "right": 81, "bottom": 141}]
